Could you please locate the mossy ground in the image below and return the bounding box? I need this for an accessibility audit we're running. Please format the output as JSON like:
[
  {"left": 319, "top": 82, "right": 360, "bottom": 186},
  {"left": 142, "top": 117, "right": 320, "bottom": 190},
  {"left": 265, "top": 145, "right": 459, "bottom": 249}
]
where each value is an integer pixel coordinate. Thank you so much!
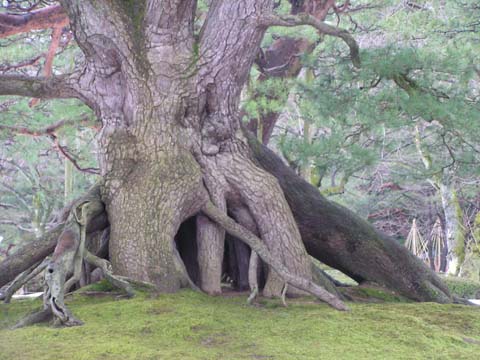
[{"left": 1, "top": 286, "right": 480, "bottom": 360}]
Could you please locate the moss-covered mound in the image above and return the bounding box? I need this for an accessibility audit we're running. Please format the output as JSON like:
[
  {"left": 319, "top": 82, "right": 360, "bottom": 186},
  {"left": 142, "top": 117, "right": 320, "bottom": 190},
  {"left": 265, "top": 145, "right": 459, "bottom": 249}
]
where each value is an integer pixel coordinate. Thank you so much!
[{"left": 1, "top": 288, "right": 480, "bottom": 359}]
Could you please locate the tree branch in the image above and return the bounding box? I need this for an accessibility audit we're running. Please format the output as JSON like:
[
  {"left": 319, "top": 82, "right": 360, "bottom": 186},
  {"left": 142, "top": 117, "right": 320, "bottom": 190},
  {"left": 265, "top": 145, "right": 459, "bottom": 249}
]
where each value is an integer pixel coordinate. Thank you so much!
[
  {"left": 0, "top": 74, "right": 80, "bottom": 99},
  {"left": 258, "top": 13, "right": 361, "bottom": 68},
  {"left": 0, "top": 203, "right": 17, "bottom": 209},
  {"left": 0, "top": 116, "right": 99, "bottom": 174},
  {"left": 0, "top": 116, "right": 94, "bottom": 137},
  {"left": 0, "top": 54, "right": 44, "bottom": 73},
  {"left": 52, "top": 136, "right": 100, "bottom": 175},
  {"left": 0, "top": 219, "right": 34, "bottom": 232},
  {"left": 29, "top": 25, "right": 65, "bottom": 107},
  {"left": 0, "top": 5, "right": 68, "bottom": 38}
]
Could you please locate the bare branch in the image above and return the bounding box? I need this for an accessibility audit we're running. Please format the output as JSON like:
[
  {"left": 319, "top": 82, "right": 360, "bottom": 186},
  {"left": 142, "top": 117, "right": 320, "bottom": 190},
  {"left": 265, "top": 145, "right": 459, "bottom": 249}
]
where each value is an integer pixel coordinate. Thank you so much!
[
  {"left": 0, "top": 116, "right": 94, "bottom": 137},
  {"left": 29, "top": 25, "right": 64, "bottom": 106},
  {"left": 0, "top": 54, "right": 44, "bottom": 73},
  {"left": 0, "top": 219, "right": 34, "bottom": 232},
  {"left": 0, "top": 203, "right": 17, "bottom": 209},
  {"left": 258, "top": 13, "right": 361, "bottom": 68},
  {"left": 0, "top": 182, "right": 33, "bottom": 215},
  {"left": 52, "top": 136, "right": 100, "bottom": 175},
  {"left": 0, "top": 116, "right": 99, "bottom": 174}
]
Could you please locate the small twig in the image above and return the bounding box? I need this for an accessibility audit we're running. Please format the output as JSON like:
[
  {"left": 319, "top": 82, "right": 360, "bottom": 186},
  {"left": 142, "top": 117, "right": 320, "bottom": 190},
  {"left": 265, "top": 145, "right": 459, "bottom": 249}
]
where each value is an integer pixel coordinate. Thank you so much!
[{"left": 52, "top": 136, "right": 100, "bottom": 175}]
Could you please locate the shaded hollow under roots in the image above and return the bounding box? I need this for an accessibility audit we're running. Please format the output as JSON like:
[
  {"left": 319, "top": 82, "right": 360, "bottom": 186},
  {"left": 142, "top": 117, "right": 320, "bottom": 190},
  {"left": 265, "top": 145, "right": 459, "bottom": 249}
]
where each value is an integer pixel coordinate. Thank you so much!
[{"left": 174, "top": 216, "right": 266, "bottom": 293}]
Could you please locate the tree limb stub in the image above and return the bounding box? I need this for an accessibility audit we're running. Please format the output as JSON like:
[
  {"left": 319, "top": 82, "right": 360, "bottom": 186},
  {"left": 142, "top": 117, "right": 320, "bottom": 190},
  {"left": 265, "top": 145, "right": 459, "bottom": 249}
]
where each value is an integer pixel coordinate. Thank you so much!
[
  {"left": 259, "top": 13, "right": 361, "bottom": 68},
  {"left": 202, "top": 201, "right": 348, "bottom": 311}
]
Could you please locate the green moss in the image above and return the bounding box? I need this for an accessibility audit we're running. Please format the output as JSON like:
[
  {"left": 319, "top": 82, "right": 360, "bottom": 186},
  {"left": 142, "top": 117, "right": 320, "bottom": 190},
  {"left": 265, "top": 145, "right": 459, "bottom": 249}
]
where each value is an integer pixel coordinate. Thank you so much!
[
  {"left": 323, "top": 268, "right": 358, "bottom": 286},
  {"left": 349, "top": 287, "right": 410, "bottom": 303},
  {"left": 2, "top": 290, "right": 480, "bottom": 359},
  {"left": 118, "top": 0, "right": 146, "bottom": 34},
  {"left": 442, "top": 276, "right": 480, "bottom": 299},
  {"left": 78, "top": 279, "right": 118, "bottom": 293}
]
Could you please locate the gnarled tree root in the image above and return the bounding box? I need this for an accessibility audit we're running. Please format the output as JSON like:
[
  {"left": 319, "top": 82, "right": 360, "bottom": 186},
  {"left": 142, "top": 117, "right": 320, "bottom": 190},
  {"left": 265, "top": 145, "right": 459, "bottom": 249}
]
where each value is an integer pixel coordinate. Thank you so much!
[
  {"left": 12, "top": 308, "right": 53, "bottom": 330},
  {"left": 0, "top": 185, "right": 109, "bottom": 289},
  {"left": 202, "top": 201, "right": 348, "bottom": 311},
  {"left": 84, "top": 251, "right": 135, "bottom": 297},
  {"left": 247, "top": 251, "right": 259, "bottom": 305},
  {"left": 12, "top": 184, "right": 133, "bottom": 327},
  {"left": 246, "top": 129, "right": 453, "bottom": 303}
]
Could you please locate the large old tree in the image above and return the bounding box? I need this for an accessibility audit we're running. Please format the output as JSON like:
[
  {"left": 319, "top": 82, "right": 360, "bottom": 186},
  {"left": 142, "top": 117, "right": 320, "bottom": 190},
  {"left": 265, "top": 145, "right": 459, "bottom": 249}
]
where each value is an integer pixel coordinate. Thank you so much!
[{"left": 0, "top": 0, "right": 453, "bottom": 324}]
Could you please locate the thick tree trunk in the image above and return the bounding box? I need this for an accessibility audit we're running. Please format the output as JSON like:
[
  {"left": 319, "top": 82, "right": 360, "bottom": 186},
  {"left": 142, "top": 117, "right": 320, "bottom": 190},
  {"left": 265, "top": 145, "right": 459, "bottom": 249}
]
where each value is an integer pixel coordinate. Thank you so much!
[
  {"left": 54, "top": 0, "right": 313, "bottom": 297},
  {"left": 102, "top": 131, "right": 206, "bottom": 291},
  {"left": 0, "top": 0, "right": 452, "bottom": 309},
  {"left": 246, "top": 130, "right": 452, "bottom": 303}
]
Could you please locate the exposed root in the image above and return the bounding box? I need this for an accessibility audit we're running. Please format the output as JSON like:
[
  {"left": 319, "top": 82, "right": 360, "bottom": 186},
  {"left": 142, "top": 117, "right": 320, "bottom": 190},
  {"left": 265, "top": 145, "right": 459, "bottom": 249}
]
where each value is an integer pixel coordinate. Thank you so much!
[
  {"left": 247, "top": 286, "right": 259, "bottom": 305},
  {"left": 202, "top": 201, "right": 348, "bottom": 311},
  {"left": 38, "top": 184, "right": 133, "bottom": 326},
  {"left": 281, "top": 283, "right": 288, "bottom": 307},
  {"left": 247, "top": 251, "right": 259, "bottom": 305},
  {"left": 12, "top": 308, "right": 53, "bottom": 330},
  {"left": 0, "top": 184, "right": 109, "bottom": 289},
  {"left": 84, "top": 251, "right": 135, "bottom": 297}
]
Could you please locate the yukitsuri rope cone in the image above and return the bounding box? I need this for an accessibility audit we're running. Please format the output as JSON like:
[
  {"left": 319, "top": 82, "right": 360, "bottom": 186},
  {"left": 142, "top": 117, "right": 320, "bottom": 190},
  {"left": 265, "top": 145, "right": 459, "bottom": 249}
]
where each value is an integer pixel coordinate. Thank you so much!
[{"left": 405, "top": 219, "right": 428, "bottom": 262}]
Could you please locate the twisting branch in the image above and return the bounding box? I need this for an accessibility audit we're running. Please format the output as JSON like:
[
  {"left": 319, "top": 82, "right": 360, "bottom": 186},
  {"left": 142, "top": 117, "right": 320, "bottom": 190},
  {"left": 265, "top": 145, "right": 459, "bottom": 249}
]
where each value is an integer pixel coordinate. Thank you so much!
[
  {"left": 258, "top": 13, "right": 361, "bottom": 68},
  {"left": 202, "top": 201, "right": 348, "bottom": 310}
]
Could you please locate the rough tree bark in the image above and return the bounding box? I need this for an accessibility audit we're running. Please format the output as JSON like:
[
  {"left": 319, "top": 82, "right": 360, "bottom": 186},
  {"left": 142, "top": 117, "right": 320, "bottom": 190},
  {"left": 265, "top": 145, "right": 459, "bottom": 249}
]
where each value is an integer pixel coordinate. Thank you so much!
[
  {"left": 1, "top": 1, "right": 341, "bottom": 300},
  {"left": 0, "top": 0, "right": 452, "bottom": 314}
]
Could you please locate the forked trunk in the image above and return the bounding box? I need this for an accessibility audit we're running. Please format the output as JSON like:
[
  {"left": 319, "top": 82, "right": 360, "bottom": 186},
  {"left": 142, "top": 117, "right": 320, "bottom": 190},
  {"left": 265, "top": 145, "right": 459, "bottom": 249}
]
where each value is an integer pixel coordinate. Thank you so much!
[
  {"left": 0, "top": 0, "right": 453, "bottom": 311},
  {"left": 53, "top": 0, "right": 315, "bottom": 296}
]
